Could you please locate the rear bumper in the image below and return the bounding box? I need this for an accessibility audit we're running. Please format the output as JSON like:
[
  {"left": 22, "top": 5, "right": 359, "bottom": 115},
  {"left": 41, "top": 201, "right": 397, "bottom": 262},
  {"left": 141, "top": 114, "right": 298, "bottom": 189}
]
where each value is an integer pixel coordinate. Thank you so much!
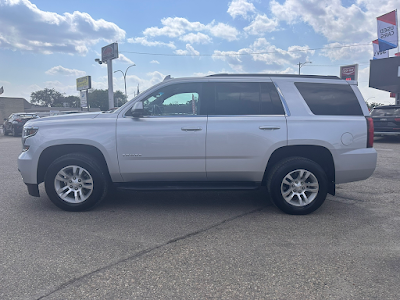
[
  {"left": 334, "top": 148, "right": 377, "bottom": 184},
  {"left": 374, "top": 131, "right": 400, "bottom": 136}
]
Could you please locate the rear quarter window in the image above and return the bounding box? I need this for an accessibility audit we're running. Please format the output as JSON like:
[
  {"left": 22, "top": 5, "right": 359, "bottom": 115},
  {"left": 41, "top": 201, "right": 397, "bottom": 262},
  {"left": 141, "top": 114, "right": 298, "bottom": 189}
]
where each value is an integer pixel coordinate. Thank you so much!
[{"left": 294, "top": 82, "right": 363, "bottom": 116}]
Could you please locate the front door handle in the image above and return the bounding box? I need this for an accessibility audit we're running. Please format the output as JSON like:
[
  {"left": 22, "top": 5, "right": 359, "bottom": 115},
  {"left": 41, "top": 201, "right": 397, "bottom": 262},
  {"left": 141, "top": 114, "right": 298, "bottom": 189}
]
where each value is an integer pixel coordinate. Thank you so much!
[
  {"left": 181, "top": 127, "right": 202, "bottom": 131},
  {"left": 259, "top": 125, "right": 280, "bottom": 130}
]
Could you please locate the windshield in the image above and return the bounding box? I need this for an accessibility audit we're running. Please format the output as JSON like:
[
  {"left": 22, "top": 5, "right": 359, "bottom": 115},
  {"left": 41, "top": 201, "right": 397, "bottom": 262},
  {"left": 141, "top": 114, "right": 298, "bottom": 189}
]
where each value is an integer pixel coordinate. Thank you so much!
[
  {"left": 371, "top": 107, "right": 400, "bottom": 117},
  {"left": 107, "top": 83, "right": 163, "bottom": 114}
]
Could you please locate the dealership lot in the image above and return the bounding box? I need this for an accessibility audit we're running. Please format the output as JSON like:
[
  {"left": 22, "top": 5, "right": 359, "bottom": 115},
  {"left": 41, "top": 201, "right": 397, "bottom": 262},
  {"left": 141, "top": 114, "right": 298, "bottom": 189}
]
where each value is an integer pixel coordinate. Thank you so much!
[{"left": 1, "top": 134, "right": 399, "bottom": 300}]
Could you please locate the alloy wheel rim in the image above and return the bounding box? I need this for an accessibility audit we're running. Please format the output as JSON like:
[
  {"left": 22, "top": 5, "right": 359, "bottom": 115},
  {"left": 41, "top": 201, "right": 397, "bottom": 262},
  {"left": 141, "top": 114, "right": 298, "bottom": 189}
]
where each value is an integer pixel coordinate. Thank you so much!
[
  {"left": 54, "top": 165, "right": 94, "bottom": 203},
  {"left": 280, "top": 169, "right": 319, "bottom": 207}
]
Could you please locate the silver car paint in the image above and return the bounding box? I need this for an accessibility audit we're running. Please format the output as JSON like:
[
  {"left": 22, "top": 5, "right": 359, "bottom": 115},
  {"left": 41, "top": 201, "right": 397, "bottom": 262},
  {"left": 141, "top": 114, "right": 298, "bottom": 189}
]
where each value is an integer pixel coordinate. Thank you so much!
[{"left": 18, "top": 75, "right": 377, "bottom": 187}]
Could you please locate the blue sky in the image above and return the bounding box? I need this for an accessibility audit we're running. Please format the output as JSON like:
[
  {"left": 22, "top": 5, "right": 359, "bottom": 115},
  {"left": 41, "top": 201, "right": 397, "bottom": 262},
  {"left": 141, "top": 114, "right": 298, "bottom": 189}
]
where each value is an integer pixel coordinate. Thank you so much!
[{"left": 0, "top": 0, "right": 399, "bottom": 105}]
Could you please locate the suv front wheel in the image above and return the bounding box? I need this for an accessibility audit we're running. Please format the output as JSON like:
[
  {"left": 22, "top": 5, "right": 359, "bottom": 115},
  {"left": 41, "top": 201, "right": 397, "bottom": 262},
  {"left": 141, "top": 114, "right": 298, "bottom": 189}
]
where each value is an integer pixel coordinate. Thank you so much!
[
  {"left": 44, "top": 153, "right": 109, "bottom": 211},
  {"left": 267, "top": 157, "right": 328, "bottom": 215}
]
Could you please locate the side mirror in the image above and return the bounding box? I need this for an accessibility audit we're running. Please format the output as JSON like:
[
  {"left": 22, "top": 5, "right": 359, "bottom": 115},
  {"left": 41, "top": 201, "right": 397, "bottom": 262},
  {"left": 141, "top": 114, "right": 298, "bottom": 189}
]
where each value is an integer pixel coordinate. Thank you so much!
[{"left": 131, "top": 101, "right": 144, "bottom": 117}]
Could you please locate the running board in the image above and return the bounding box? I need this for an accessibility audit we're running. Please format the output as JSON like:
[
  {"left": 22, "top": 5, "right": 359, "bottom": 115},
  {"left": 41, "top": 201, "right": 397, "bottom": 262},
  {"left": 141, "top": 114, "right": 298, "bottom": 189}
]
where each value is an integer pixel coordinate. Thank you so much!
[{"left": 115, "top": 182, "right": 261, "bottom": 191}]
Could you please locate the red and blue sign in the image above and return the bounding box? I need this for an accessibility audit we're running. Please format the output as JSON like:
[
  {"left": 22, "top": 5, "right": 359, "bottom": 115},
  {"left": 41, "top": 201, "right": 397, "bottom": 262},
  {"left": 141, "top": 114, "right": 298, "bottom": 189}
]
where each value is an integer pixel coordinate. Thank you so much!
[{"left": 377, "top": 10, "right": 398, "bottom": 52}]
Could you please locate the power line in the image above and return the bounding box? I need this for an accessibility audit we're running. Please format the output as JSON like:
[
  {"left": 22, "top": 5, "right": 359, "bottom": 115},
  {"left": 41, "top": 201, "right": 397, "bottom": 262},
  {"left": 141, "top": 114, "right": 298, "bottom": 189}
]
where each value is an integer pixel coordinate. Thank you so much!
[{"left": 120, "top": 42, "right": 373, "bottom": 57}]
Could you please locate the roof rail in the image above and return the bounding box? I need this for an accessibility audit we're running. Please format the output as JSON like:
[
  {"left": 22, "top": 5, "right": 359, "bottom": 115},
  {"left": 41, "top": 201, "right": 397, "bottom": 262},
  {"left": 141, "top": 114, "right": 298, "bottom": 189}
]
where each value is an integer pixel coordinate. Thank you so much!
[
  {"left": 207, "top": 73, "right": 340, "bottom": 80},
  {"left": 163, "top": 75, "right": 172, "bottom": 81}
]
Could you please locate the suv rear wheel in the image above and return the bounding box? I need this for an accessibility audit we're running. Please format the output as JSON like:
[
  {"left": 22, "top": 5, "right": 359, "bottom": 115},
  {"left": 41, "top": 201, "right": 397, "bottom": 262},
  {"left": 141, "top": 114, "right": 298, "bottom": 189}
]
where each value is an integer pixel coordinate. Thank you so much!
[
  {"left": 267, "top": 157, "right": 328, "bottom": 215},
  {"left": 44, "top": 153, "right": 109, "bottom": 211}
]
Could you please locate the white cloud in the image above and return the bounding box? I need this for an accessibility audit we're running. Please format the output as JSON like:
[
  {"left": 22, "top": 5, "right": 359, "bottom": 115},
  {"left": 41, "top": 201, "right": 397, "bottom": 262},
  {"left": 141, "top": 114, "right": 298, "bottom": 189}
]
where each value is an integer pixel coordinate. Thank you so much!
[
  {"left": 270, "top": 0, "right": 377, "bottom": 43},
  {"left": 320, "top": 42, "right": 370, "bottom": 61},
  {"left": 213, "top": 38, "right": 315, "bottom": 72},
  {"left": 134, "top": 17, "right": 239, "bottom": 42},
  {"left": 180, "top": 33, "right": 212, "bottom": 44},
  {"left": 208, "top": 22, "right": 239, "bottom": 41},
  {"left": 127, "top": 37, "right": 176, "bottom": 49},
  {"left": 174, "top": 44, "right": 200, "bottom": 56},
  {"left": 42, "top": 81, "right": 76, "bottom": 95},
  {"left": 143, "top": 17, "right": 207, "bottom": 38},
  {"left": 125, "top": 71, "right": 166, "bottom": 98},
  {"left": 106, "top": 71, "right": 167, "bottom": 99},
  {"left": 117, "top": 54, "right": 135, "bottom": 64},
  {"left": 150, "top": 60, "right": 160, "bottom": 64},
  {"left": 45, "top": 66, "right": 86, "bottom": 77},
  {"left": 0, "top": 0, "right": 125, "bottom": 55},
  {"left": 227, "top": 0, "right": 256, "bottom": 19},
  {"left": 244, "top": 14, "right": 278, "bottom": 35}
]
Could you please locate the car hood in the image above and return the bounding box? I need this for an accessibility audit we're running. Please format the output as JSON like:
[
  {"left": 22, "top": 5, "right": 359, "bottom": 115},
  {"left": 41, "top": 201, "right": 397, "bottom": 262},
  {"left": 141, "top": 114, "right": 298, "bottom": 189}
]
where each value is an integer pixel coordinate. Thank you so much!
[{"left": 26, "top": 112, "right": 102, "bottom": 125}]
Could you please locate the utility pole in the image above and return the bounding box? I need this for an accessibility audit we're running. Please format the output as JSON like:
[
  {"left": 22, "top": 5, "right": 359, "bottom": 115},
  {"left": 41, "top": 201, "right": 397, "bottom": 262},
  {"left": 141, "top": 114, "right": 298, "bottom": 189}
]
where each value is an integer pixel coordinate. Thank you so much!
[{"left": 297, "top": 61, "right": 312, "bottom": 75}]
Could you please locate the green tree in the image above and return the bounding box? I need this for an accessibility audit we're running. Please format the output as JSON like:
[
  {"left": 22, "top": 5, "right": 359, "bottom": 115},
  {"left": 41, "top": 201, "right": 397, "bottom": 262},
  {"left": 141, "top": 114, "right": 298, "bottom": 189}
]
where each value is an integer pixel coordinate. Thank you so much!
[
  {"left": 88, "top": 89, "right": 127, "bottom": 111},
  {"left": 366, "top": 101, "right": 385, "bottom": 111},
  {"left": 114, "top": 90, "right": 128, "bottom": 107},
  {"left": 30, "top": 88, "right": 64, "bottom": 107},
  {"left": 63, "top": 95, "right": 80, "bottom": 108}
]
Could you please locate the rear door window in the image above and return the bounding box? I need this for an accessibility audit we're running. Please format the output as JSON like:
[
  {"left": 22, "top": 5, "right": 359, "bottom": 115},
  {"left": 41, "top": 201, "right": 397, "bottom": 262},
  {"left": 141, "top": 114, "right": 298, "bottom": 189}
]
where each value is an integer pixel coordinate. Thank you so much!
[
  {"left": 207, "top": 82, "right": 285, "bottom": 115},
  {"left": 295, "top": 82, "right": 363, "bottom": 116}
]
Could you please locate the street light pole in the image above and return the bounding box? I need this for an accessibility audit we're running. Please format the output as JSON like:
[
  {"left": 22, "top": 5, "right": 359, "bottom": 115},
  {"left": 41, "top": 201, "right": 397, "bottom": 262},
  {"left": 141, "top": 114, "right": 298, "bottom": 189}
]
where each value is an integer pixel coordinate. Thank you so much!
[
  {"left": 114, "top": 64, "right": 136, "bottom": 98},
  {"left": 297, "top": 61, "right": 312, "bottom": 75}
]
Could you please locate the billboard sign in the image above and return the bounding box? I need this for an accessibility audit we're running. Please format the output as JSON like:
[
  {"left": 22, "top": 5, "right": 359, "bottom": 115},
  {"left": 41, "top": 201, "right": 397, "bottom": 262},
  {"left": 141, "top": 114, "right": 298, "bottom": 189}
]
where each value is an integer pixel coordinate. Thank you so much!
[
  {"left": 373, "top": 40, "right": 389, "bottom": 59},
  {"left": 377, "top": 10, "right": 398, "bottom": 51},
  {"left": 80, "top": 91, "right": 87, "bottom": 107},
  {"left": 340, "top": 64, "right": 358, "bottom": 81},
  {"left": 76, "top": 76, "right": 91, "bottom": 91},
  {"left": 370, "top": 56, "right": 400, "bottom": 93},
  {"left": 102, "top": 43, "right": 118, "bottom": 62}
]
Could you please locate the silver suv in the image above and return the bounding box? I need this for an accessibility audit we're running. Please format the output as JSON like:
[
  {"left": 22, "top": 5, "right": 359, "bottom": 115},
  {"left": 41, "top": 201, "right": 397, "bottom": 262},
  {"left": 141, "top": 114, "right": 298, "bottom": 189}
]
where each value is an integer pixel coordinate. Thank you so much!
[{"left": 18, "top": 74, "right": 377, "bottom": 215}]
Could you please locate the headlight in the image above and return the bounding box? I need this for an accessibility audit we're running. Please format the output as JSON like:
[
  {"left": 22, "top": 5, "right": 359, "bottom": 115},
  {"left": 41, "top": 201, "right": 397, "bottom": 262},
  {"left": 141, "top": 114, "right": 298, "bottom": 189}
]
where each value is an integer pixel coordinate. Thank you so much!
[
  {"left": 23, "top": 126, "right": 39, "bottom": 138},
  {"left": 22, "top": 126, "right": 39, "bottom": 152}
]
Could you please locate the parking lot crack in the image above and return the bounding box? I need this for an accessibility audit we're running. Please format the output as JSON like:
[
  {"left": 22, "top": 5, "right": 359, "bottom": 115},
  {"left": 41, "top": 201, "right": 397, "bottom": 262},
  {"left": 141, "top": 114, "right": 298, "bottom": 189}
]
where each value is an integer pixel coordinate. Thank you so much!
[{"left": 36, "top": 207, "right": 263, "bottom": 300}]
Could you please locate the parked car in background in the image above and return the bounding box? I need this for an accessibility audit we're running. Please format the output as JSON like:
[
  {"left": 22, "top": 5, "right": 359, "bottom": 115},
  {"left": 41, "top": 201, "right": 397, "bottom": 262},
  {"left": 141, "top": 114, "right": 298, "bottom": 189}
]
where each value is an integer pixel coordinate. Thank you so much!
[
  {"left": 3, "top": 113, "right": 39, "bottom": 136},
  {"left": 371, "top": 105, "right": 400, "bottom": 137}
]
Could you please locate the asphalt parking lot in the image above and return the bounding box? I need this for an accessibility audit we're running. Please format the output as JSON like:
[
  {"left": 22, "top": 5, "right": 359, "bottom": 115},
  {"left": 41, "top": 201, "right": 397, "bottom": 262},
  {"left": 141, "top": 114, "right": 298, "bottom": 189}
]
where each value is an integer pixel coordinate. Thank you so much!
[{"left": 1, "top": 134, "right": 399, "bottom": 300}]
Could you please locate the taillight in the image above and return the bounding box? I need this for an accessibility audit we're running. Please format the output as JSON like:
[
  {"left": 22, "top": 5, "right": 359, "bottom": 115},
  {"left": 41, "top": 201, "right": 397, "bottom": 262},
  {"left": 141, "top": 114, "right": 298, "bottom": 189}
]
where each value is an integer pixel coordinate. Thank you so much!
[
  {"left": 366, "top": 117, "right": 374, "bottom": 148},
  {"left": 395, "top": 118, "right": 400, "bottom": 122}
]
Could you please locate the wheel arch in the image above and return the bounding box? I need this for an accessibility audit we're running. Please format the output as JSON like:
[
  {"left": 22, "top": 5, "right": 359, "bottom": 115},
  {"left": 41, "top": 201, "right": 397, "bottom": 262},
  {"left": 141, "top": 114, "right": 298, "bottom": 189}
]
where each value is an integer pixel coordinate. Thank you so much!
[
  {"left": 263, "top": 145, "right": 335, "bottom": 195},
  {"left": 37, "top": 144, "right": 110, "bottom": 184}
]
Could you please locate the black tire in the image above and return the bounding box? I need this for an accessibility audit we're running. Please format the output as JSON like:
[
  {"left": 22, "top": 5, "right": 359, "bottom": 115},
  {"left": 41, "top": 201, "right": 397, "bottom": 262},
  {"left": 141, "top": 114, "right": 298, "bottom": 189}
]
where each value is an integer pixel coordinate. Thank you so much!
[
  {"left": 44, "top": 153, "right": 109, "bottom": 211},
  {"left": 12, "top": 126, "right": 17, "bottom": 137},
  {"left": 267, "top": 157, "right": 328, "bottom": 215}
]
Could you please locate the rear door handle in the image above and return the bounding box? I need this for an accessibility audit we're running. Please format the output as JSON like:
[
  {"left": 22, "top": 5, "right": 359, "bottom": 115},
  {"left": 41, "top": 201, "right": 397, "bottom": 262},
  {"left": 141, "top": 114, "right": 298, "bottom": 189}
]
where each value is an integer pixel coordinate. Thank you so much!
[
  {"left": 259, "top": 126, "right": 280, "bottom": 130},
  {"left": 181, "top": 127, "right": 202, "bottom": 131}
]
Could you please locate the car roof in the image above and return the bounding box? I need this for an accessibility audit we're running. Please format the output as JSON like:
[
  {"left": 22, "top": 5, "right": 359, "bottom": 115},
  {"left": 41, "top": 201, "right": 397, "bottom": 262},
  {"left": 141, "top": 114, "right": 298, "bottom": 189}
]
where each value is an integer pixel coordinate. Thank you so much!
[{"left": 207, "top": 73, "right": 341, "bottom": 80}]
